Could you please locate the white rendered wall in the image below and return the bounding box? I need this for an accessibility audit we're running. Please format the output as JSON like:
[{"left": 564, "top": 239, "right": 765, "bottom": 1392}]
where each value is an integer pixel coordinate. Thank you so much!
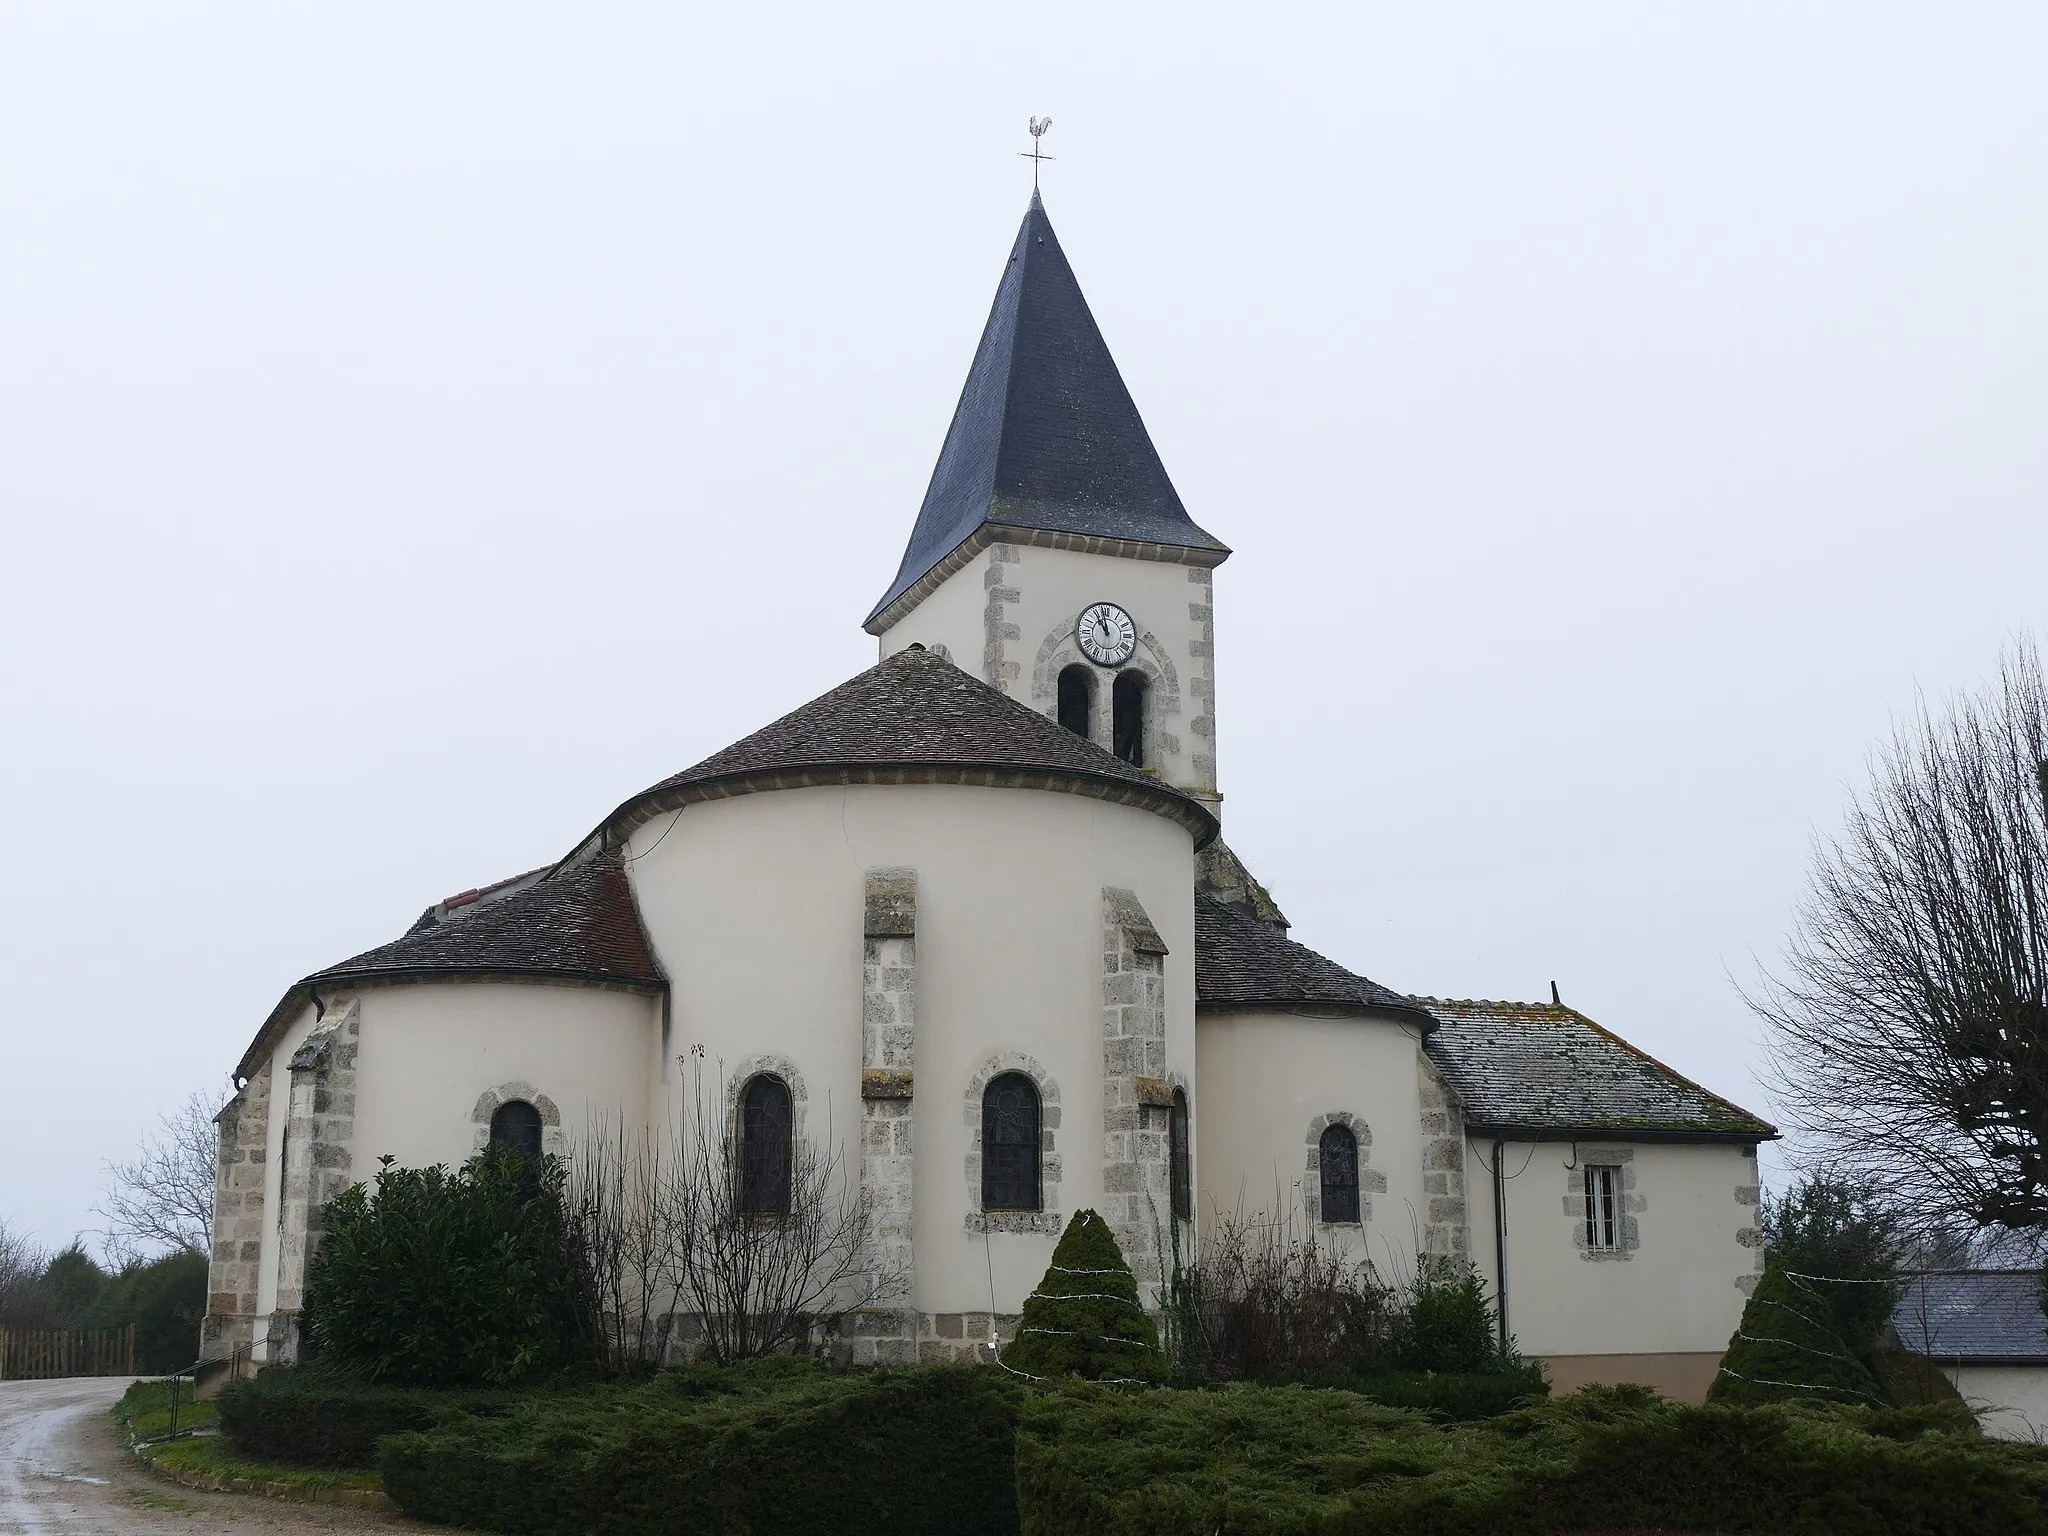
[
  {"left": 1945, "top": 1365, "right": 2048, "bottom": 1441},
  {"left": 626, "top": 781, "right": 1197, "bottom": 1317},
  {"left": 1463, "top": 1139, "right": 1760, "bottom": 1359},
  {"left": 1194, "top": 1010, "right": 1430, "bottom": 1282},
  {"left": 877, "top": 542, "right": 1220, "bottom": 804},
  {"left": 249, "top": 982, "right": 659, "bottom": 1321}
]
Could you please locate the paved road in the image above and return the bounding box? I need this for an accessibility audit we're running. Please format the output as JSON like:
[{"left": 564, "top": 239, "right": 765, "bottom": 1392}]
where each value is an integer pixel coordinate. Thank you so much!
[{"left": 0, "top": 1378, "right": 424, "bottom": 1534}]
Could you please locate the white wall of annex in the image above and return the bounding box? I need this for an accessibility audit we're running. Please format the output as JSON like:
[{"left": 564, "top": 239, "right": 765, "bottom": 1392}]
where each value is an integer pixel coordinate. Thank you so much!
[
  {"left": 627, "top": 780, "right": 1197, "bottom": 1317},
  {"left": 1194, "top": 1010, "right": 1429, "bottom": 1283},
  {"left": 1463, "top": 1139, "right": 1759, "bottom": 1359},
  {"left": 1944, "top": 1365, "right": 2048, "bottom": 1442}
]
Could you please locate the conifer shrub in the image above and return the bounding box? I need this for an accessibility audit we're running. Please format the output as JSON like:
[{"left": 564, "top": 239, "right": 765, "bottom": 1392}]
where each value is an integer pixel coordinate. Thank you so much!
[
  {"left": 1708, "top": 1262, "right": 1885, "bottom": 1407},
  {"left": 1400, "top": 1256, "right": 1509, "bottom": 1374},
  {"left": 1000, "top": 1210, "right": 1166, "bottom": 1384},
  {"left": 379, "top": 1361, "right": 1024, "bottom": 1535},
  {"left": 1014, "top": 1380, "right": 2048, "bottom": 1536},
  {"left": 215, "top": 1366, "right": 537, "bottom": 1468}
]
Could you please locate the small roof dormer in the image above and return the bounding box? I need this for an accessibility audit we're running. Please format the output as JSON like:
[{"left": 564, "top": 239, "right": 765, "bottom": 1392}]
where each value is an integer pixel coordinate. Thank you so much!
[{"left": 865, "top": 193, "right": 1228, "bottom": 634}]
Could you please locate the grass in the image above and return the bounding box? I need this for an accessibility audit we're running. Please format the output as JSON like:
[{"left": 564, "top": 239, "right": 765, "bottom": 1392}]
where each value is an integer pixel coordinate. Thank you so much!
[
  {"left": 111, "top": 1378, "right": 218, "bottom": 1440},
  {"left": 125, "top": 1485, "right": 197, "bottom": 1515}
]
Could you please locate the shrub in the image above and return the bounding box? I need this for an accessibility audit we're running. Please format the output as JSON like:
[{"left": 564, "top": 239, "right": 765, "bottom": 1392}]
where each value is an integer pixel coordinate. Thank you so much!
[
  {"left": 1014, "top": 1380, "right": 2048, "bottom": 1536},
  {"left": 1294, "top": 1365, "right": 1548, "bottom": 1421},
  {"left": 1177, "top": 1210, "right": 1402, "bottom": 1381},
  {"left": 215, "top": 1366, "right": 537, "bottom": 1468},
  {"left": 304, "top": 1149, "right": 589, "bottom": 1385},
  {"left": 1001, "top": 1210, "right": 1165, "bottom": 1384},
  {"left": 1709, "top": 1262, "right": 1885, "bottom": 1407},
  {"left": 86, "top": 1250, "right": 207, "bottom": 1372},
  {"left": 1400, "top": 1256, "right": 1507, "bottom": 1374},
  {"left": 1761, "top": 1174, "right": 1902, "bottom": 1361},
  {"left": 380, "top": 1360, "right": 1023, "bottom": 1535}
]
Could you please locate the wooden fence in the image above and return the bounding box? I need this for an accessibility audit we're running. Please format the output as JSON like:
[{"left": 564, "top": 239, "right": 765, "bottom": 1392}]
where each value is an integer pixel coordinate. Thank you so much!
[{"left": 0, "top": 1324, "right": 135, "bottom": 1380}]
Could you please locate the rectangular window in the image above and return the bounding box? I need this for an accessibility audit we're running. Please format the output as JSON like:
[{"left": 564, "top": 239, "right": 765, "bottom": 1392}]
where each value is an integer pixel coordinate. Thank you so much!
[{"left": 1584, "top": 1164, "right": 1621, "bottom": 1251}]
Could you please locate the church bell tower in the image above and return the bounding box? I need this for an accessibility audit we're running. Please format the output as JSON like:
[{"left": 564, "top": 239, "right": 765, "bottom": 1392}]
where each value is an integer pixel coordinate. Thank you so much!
[{"left": 866, "top": 193, "right": 1229, "bottom": 810}]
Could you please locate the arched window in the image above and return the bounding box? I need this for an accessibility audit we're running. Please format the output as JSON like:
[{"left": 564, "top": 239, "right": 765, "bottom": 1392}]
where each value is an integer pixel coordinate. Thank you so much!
[
  {"left": 1170, "top": 1088, "right": 1192, "bottom": 1221},
  {"left": 739, "top": 1075, "right": 793, "bottom": 1216},
  {"left": 1113, "top": 671, "right": 1147, "bottom": 766},
  {"left": 1057, "top": 664, "right": 1096, "bottom": 740},
  {"left": 1319, "top": 1123, "right": 1360, "bottom": 1224},
  {"left": 489, "top": 1099, "right": 544, "bottom": 1161},
  {"left": 981, "top": 1072, "right": 1041, "bottom": 1211}
]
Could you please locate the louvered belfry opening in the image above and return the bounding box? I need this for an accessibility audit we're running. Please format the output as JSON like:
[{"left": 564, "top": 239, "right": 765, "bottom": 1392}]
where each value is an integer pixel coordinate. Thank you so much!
[
  {"left": 981, "top": 1072, "right": 1042, "bottom": 1210},
  {"left": 740, "top": 1074, "right": 794, "bottom": 1216},
  {"left": 1113, "top": 670, "right": 1147, "bottom": 766},
  {"left": 1319, "top": 1123, "right": 1360, "bottom": 1223},
  {"left": 1057, "top": 663, "right": 1096, "bottom": 740}
]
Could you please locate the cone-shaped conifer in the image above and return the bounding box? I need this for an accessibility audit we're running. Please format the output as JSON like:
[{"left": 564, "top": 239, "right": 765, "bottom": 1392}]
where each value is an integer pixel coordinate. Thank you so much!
[
  {"left": 1707, "top": 1261, "right": 1884, "bottom": 1406},
  {"left": 1000, "top": 1209, "right": 1166, "bottom": 1383}
]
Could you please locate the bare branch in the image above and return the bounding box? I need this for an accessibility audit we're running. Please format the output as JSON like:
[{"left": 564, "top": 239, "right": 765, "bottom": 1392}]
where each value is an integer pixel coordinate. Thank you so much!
[{"left": 95, "top": 1089, "right": 229, "bottom": 1259}]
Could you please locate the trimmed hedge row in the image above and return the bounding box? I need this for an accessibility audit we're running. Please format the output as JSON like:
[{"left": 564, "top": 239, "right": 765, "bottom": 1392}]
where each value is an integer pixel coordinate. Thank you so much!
[
  {"left": 379, "top": 1359, "right": 1024, "bottom": 1536},
  {"left": 1014, "top": 1381, "right": 2048, "bottom": 1536},
  {"left": 1291, "top": 1365, "right": 1547, "bottom": 1422},
  {"left": 216, "top": 1367, "right": 538, "bottom": 1468}
]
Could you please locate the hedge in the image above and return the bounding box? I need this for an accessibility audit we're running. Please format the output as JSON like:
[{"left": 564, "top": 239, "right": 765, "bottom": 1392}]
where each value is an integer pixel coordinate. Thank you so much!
[
  {"left": 379, "top": 1359, "right": 1023, "bottom": 1535},
  {"left": 216, "top": 1366, "right": 537, "bottom": 1468},
  {"left": 1014, "top": 1381, "right": 2048, "bottom": 1536},
  {"left": 1291, "top": 1365, "right": 1548, "bottom": 1421}
]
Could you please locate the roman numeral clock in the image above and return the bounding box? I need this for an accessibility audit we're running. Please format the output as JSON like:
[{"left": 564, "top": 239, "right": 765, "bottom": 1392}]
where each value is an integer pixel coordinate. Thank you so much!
[{"left": 1075, "top": 601, "right": 1137, "bottom": 667}]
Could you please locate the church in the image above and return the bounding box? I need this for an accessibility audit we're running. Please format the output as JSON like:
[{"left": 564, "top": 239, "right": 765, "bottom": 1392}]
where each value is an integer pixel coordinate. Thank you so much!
[{"left": 204, "top": 191, "right": 1774, "bottom": 1403}]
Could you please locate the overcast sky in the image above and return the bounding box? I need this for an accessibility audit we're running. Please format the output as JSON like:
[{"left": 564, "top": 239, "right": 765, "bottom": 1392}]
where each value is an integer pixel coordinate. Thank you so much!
[{"left": 3, "top": 5, "right": 2043, "bottom": 1253}]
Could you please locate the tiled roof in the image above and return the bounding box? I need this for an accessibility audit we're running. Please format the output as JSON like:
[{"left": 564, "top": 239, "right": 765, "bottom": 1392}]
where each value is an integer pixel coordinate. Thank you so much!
[
  {"left": 313, "top": 852, "right": 661, "bottom": 990},
  {"left": 1893, "top": 1271, "right": 2048, "bottom": 1363},
  {"left": 866, "top": 193, "right": 1227, "bottom": 629},
  {"left": 236, "top": 853, "right": 662, "bottom": 1079},
  {"left": 1421, "top": 998, "right": 1775, "bottom": 1141},
  {"left": 1194, "top": 893, "right": 1434, "bottom": 1025},
  {"left": 613, "top": 645, "right": 1218, "bottom": 847}
]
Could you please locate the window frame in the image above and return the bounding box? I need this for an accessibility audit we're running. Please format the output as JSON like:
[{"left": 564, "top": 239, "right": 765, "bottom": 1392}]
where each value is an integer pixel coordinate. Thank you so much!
[
  {"left": 738, "top": 1073, "right": 794, "bottom": 1218},
  {"left": 981, "top": 1071, "right": 1043, "bottom": 1212},
  {"left": 1584, "top": 1163, "right": 1621, "bottom": 1252},
  {"left": 1317, "top": 1122, "right": 1361, "bottom": 1225},
  {"left": 488, "top": 1098, "right": 545, "bottom": 1161}
]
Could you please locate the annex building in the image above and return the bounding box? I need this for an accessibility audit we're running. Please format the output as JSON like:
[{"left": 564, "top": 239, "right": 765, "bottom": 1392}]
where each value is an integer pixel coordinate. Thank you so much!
[{"left": 204, "top": 192, "right": 1775, "bottom": 1403}]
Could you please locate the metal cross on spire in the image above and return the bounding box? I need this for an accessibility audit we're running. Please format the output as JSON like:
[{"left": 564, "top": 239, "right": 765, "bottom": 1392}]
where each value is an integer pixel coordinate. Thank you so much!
[{"left": 1020, "top": 117, "right": 1054, "bottom": 191}]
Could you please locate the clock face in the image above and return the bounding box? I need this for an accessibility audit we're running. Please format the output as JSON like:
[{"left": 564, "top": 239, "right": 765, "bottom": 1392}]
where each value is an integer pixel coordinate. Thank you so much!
[{"left": 1075, "top": 602, "right": 1138, "bottom": 667}]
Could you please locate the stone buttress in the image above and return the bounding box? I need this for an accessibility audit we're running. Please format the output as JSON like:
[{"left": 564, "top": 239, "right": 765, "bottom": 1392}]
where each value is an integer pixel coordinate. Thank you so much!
[
  {"left": 268, "top": 998, "right": 359, "bottom": 1362},
  {"left": 1101, "top": 887, "right": 1172, "bottom": 1295}
]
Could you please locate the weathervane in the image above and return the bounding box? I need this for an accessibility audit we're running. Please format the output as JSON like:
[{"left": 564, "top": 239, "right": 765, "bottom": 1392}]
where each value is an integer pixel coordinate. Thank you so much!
[{"left": 1021, "top": 117, "right": 1054, "bottom": 191}]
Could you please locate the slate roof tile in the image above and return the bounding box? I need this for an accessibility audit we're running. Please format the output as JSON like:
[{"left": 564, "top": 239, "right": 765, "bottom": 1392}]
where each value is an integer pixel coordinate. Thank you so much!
[
  {"left": 1422, "top": 998, "right": 1775, "bottom": 1140},
  {"left": 1893, "top": 1271, "right": 2048, "bottom": 1363},
  {"left": 1194, "top": 892, "right": 1433, "bottom": 1024}
]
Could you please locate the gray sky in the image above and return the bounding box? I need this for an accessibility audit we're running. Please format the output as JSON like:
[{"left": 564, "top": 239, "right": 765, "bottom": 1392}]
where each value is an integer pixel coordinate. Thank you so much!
[{"left": 3, "top": 5, "right": 2043, "bottom": 1252}]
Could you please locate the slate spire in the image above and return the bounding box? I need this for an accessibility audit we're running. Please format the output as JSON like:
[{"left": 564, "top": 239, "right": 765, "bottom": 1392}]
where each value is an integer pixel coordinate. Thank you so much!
[{"left": 866, "top": 193, "right": 1227, "bottom": 629}]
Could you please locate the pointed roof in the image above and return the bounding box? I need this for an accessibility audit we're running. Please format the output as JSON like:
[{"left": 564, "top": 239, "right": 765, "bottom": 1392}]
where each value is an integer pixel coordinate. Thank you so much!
[
  {"left": 608, "top": 645, "right": 1219, "bottom": 847},
  {"left": 866, "top": 194, "right": 1228, "bottom": 631}
]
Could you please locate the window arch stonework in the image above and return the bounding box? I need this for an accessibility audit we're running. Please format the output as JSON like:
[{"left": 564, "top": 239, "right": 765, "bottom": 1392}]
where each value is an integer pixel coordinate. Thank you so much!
[
  {"left": 1301, "top": 1111, "right": 1387, "bottom": 1225},
  {"left": 963, "top": 1052, "right": 1062, "bottom": 1234},
  {"left": 471, "top": 1082, "right": 564, "bottom": 1157},
  {"left": 1029, "top": 616, "right": 1182, "bottom": 759}
]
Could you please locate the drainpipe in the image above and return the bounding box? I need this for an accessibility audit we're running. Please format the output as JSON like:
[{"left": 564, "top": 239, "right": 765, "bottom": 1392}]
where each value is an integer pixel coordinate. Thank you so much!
[{"left": 1491, "top": 1137, "right": 1510, "bottom": 1353}]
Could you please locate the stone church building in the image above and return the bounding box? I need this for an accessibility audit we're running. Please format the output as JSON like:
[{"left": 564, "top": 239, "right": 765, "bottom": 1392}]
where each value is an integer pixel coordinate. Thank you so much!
[{"left": 205, "top": 192, "right": 1773, "bottom": 1402}]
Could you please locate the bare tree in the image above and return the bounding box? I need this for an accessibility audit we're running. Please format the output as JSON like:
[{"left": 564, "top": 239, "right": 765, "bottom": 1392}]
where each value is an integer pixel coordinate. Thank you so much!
[
  {"left": 569, "top": 1058, "right": 901, "bottom": 1370},
  {"left": 0, "top": 1217, "right": 51, "bottom": 1327},
  {"left": 1752, "top": 639, "right": 2048, "bottom": 1237},
  {"left": 97, "top": 1089, "right": 229, "bottom": 1261}
]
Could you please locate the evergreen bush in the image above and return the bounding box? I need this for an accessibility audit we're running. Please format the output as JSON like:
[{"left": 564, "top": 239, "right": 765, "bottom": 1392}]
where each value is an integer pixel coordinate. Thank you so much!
[
  {"left": 216, "top": 1366, "right": 535, "bottom": 1468},
  {"left": 85, "top": 1250, "right": 207, "bottom": 1372},
  {"left": 1709, "top": 1262, "right": 1885, "bottom": 1407},
  {"left": 303, "top": 1149, "right": 589, "bottom": 1385},
  {"left": 380, "top": 1361, "right": 1023, "bottom": 1535},
  {"left": 1399, "top": 1256, "right": 1507, "bottom": 1374},
  {"left": 1014, "top": 1380, "right": 2048, "bottom": 1536},
  {"left": 1000, "top": 1210, "right": 1165, "bottom": 1384}
]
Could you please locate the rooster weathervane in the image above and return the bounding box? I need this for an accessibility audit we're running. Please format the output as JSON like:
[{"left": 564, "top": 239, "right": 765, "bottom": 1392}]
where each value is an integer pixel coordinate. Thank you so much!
[{"left": 1021, "top": 117, "right": 1054, "bottom": 191}]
